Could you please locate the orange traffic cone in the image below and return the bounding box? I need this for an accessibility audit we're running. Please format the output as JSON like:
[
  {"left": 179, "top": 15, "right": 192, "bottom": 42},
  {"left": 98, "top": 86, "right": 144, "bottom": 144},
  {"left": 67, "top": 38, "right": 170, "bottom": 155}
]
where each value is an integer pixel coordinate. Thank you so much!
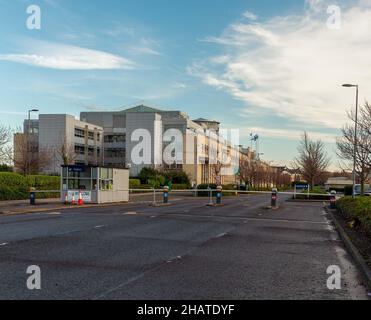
[
  {"left": 72, "top": 193, "right": 76, "bottom": 205},
  {"left": 78, "top": 192, "right": 84, "bottom": 206}
]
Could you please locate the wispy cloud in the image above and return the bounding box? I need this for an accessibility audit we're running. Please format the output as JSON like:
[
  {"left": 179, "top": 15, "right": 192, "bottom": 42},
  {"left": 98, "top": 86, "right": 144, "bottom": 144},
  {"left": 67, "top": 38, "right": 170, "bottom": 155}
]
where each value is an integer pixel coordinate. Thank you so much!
[
  {"left": 242, "top": 127, "right": 338, "bottom": 143},
  {"left": 189, "top": 1, "right": 371, "bottom": 129},
  {"left": 0, "top": 40, "right": 135, "bottom": 70}
]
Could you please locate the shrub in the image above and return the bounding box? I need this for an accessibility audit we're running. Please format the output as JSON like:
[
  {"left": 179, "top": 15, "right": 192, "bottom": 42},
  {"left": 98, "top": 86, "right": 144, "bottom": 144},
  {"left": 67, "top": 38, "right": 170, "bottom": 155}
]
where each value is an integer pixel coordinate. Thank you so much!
[
  {"left": 138, "top": 167, "right": 161, "bottom": 184},
  {"left": 337, "top": 196, "right": 371, "bottom": 234},
  {"left": 0, "top": 172, "right": 59, "bottom": 200},
  {"left": 162, "top": 170, "right": 190, "bottom": 185},
  {"left": 171, "top": 184, "right": 191, "bottom": 190},
  {"left": 0, "top": 164, "right": 12, "bottom": 172},
  {"left": 129, "top": 179, "right": 141, "bottom": 189}
]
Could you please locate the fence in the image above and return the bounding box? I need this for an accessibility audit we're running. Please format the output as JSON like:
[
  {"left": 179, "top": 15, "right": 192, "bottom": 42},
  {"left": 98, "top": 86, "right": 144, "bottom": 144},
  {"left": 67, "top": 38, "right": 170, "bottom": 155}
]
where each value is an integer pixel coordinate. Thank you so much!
[{"left": 27, "top": 188, "right": 335, "bottom": 206}]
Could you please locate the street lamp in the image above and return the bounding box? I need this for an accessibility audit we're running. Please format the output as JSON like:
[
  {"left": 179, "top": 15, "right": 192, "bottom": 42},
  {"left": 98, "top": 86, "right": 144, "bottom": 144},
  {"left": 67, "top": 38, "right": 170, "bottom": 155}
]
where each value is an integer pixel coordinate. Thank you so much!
[
  {"left": 342, "top": 84, "right": 359, "bottom": 199},
  {"left": 27, "top": 108, "right": 39, "bottom": 174}
]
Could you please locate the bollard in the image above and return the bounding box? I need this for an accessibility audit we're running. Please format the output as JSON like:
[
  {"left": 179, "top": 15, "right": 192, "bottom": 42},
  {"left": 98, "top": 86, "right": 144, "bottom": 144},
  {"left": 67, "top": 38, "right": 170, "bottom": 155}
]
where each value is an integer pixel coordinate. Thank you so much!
[
  {"left": 30, "top": 191, "right": 36, "bottom": 205},
  {"left": 163, "top": 186, "right": 169, "bottom": 204},
  {"left": 271, "top": 188, "right": 278, "bottom": 208},
  {"left": 330, "top": 190, "right": 336, "bottom": 209},
  {"left": 216, "top": 185, "right": 222, "bottom": 205}
]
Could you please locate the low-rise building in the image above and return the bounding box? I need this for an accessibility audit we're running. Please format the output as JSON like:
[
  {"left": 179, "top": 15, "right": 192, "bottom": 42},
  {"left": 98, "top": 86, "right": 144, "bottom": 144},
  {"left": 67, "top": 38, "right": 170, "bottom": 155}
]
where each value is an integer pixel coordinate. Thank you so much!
[{"left": 14, "top": 114, "right": 104, "bottom": 174}]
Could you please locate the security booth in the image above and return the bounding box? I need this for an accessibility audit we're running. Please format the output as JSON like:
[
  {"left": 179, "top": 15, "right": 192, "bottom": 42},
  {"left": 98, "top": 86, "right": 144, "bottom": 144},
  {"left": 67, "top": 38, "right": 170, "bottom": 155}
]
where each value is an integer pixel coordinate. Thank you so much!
[{"left": 61, "top": 165, "right": 129, "bottom": 204}]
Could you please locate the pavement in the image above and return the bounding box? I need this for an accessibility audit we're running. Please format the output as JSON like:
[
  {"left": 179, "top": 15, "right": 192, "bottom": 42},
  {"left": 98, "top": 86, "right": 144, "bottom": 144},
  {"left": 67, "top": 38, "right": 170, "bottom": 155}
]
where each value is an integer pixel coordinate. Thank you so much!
[{"left": 0, "top": 193, "right": 369, "bottom": 300}]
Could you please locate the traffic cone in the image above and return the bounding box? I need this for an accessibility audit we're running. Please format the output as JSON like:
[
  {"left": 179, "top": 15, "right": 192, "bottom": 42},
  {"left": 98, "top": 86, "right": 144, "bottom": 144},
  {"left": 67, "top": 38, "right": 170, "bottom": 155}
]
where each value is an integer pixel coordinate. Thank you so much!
[
  {"left": 72, "top": 193, "right": 76, "bottom": 205},
  {"left": 78, "top": 192, "right": 84, "bottom": 206}
]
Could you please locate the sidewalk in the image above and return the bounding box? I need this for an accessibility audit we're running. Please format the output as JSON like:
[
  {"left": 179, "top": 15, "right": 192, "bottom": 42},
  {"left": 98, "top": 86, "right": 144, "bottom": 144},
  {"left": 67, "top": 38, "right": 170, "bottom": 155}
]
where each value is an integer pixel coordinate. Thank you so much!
[{"left": 0, "top": 198, "right": 68, "bottom": 215}]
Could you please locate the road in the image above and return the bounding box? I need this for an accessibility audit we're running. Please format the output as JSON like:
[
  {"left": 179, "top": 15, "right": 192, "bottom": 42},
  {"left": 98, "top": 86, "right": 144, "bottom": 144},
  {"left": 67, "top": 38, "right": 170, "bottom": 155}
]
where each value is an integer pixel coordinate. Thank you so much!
[{"left": 0, "top": 193, "right": 368, "bottom": 300}]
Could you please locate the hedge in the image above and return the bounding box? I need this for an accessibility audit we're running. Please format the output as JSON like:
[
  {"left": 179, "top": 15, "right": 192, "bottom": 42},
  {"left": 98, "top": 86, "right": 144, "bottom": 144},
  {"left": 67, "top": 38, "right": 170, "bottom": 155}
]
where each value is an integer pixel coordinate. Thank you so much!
[
  {"left": 337, "top": 196, "right": 371, "bottom": 234},
  {"left": 0, "top": 173, "right": 59, "bottom": 201}
]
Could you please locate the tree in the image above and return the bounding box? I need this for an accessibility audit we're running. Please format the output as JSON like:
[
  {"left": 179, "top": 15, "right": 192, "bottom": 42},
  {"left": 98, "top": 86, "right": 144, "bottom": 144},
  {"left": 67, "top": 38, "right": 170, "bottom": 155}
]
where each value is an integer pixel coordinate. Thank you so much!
[
  {"left": 0, "top": 123, "right": 12, "bottom": 165},
  {"left": 294, "top": 132, "right": 331, "bottom": 190},
  {"left": 12, "top": 133, "right": 51, "bottom": 175},
  {"left": 57, "top": 139, "right": 76, "bottom": 166},
  {"left": 337, "top": 103, "right": 371, "bottom": 195}
]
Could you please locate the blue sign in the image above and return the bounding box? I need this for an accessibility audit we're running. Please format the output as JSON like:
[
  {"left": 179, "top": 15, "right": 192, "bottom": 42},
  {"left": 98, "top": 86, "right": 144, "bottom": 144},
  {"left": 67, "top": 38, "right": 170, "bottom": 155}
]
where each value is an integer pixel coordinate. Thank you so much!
[
  {"left": 68, "top": 165, "right": 86, "bottom": 173},
  {"left": 296, "top": 184, "right": 309, "bottom": 189}
]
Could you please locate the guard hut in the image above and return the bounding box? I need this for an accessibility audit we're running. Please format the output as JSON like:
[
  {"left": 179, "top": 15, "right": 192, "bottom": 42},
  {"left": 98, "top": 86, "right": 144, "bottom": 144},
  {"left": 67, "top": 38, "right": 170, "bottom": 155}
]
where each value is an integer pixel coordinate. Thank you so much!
[{"left": 61, "top": 165, "right": 129, "bottom": 204}]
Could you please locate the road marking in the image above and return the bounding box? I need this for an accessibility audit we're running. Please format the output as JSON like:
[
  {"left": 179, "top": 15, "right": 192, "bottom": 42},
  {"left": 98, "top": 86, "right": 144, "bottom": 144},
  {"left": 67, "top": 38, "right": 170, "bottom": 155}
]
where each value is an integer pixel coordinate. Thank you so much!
[
  {"left": 216, "top": 232, "right": 227, "bottom": 238},
  {"left": 46, "top": 212, "right": 61, "bottom": 215},
  {"left": 94, "top": 225, "right": 107, "bottom": 229},
  {"left": 123, "top": 211, "right": 137, "bottom": 215},
  {"left": 0, "top": 243, "right": 7, "bottom": 246}
]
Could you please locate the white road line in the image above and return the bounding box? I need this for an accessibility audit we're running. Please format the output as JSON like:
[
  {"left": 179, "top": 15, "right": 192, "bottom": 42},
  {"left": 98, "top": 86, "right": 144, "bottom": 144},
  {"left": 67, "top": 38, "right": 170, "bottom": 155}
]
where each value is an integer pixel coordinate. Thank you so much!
[
  {"left": 47, "top": 212, "right": 61, "bottom": 215},
  {"left": 0, "top": 243, "right": 7, "bottom": 246},
  {"left": 94, "top": 225, "right": 107, "bottom": 229},
  {"left": 123, "top": 212, "right": 137, "bottom": 215}
]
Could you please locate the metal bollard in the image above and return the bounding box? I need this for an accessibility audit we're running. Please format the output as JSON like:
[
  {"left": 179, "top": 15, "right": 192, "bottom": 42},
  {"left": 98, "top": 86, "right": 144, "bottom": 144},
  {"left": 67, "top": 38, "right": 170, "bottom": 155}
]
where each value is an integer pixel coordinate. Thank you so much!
[
  {"left": 163, "top": 186, "right": 169, "bottom": 204},
  {"left": 271, "top": 188, "right": 278, "bottom": 208},
  {"left": 330, "top": 190, "right": 336, "bottom": 209},
  {"left": 216, "top": 186, "right": 222, "bottom": 205},
  {"left": 30, "top": 191, "right": 36, "bottom": 205}
]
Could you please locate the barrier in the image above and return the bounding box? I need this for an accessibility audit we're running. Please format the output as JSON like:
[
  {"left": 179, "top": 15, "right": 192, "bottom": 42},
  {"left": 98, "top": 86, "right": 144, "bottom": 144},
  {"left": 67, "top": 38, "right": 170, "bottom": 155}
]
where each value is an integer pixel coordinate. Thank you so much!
[
  {"left": 330, "top": 190, "right": 337, "bottom": 209},
  {"left": 163, "top": 186, "right": 169, "bottom": 204},
  {"left": 271, "top": 188, "right": 278, "bottom": 208},
  {"left": 216, "top": 186, "right": 223, "bottom": 205}
]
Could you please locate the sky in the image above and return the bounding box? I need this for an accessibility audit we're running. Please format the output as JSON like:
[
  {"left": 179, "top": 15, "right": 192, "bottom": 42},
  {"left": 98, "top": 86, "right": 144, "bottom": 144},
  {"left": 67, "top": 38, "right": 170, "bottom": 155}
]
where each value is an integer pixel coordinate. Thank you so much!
[{"left": 0, "top": 0, "right": 370, "bottom": 169}]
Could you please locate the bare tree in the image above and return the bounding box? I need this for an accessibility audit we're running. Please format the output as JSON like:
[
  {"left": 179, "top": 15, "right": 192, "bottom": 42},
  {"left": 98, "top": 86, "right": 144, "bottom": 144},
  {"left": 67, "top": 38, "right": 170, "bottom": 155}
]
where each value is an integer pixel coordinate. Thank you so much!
[
  {"left": 56, "top": 139, "right": 76, "bottom": 166},
  {"left": 294, "top": 132, "right": 331, "bottom": 190},
  {"left": 337, "top": 103, "right": 371, "bottom": 194},
  {"left": 12, "top": 133, "right": 51, "bottom": 175},
  {"left": 0, "top": 123, "right": 12, "bottom": 164}
]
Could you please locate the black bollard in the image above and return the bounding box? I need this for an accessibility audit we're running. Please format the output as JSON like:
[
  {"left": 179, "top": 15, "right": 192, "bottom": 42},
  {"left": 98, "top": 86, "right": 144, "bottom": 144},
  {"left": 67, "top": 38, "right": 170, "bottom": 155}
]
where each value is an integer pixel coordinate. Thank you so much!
[
  {"left": 30, "top": 191, "right": 36, "bottom": 205},
  {"left": 271, "top": 188, "right": 278, "bottom": 208},
  {"left": 330, "top": 190, "right": 336, "bottom": 209},
  {"left": 216, "top": 186, "right": 222, "bottom": 205}
]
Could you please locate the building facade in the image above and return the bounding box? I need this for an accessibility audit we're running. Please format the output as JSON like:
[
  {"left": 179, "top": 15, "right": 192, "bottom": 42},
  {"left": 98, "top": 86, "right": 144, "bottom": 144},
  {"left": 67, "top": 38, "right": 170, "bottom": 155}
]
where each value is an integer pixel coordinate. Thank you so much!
[
  {"left": 81, "top": 105, "right": 246, "bottom": 185},
  {"left": 15, "top": 106, "right": 257, "bottom": 185},
  {"left": 14, "top": 114, "right": 104, "bottom": 174}
]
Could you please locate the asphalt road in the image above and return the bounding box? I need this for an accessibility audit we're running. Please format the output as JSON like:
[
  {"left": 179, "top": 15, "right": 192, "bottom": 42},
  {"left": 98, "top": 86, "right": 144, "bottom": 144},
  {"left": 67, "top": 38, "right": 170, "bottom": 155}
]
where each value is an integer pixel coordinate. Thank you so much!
[{"left": 0, "top": 193, "right": 368, "bottom": 300}]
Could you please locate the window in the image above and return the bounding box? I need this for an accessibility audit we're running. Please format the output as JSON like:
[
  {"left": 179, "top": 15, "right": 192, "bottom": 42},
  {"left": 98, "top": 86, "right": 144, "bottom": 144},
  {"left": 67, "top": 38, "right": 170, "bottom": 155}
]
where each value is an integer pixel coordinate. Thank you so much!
[
  {"left": 99, "top": 168, "right": 113, "bottom": 191},
  {"left": 88, "top": 132, "right": 94, "bottom": 141},
  {"left": 104, "top": 134, "right": 126, "bottom": 143},
  {"left": 75, "top": 144, "right": 85, "bottom": 155},
  {"left": 105, "top": 148, "right": 126, "bottom": 158},
  {"left": 74, "top": 128, "right": 85, "bottom": 138}
]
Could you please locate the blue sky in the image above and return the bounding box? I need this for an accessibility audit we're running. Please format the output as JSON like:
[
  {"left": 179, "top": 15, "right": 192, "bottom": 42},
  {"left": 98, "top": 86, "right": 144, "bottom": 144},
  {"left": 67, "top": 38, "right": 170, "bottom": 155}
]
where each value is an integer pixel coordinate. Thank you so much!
[{"left": 0, "top": 0, "right": 370, "bottom": 168}]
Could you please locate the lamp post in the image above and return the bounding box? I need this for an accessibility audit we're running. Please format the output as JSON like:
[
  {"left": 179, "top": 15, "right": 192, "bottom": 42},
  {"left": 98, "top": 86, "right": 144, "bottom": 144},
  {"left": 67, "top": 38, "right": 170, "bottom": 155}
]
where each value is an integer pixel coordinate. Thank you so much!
[
  {"left": 27, "top": 108, "right": 39, "bottom": 174},
  {"left": 342, "top": 84, "right": 359, "bottom": 199}
]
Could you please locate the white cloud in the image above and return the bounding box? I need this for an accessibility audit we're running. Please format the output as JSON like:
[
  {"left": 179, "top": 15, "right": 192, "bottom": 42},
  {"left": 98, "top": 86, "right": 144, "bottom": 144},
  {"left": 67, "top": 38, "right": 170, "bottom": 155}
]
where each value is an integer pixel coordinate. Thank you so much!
[
  {"left": 0, "top": 40, "right": 134, "bottom": 70},
  {"left": 243, "top": 10, "right": 258, "bottom": 20},
  {"left": 190, "top": 1, "right": 371, "bottom": 129}
]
